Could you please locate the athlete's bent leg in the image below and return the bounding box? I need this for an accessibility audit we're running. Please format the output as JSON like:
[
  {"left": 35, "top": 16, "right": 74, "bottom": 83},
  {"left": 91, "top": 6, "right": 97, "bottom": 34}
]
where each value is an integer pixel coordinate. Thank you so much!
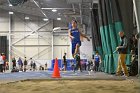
[{"left": 74, "top": 44, "right": 80, "bottom": 55}]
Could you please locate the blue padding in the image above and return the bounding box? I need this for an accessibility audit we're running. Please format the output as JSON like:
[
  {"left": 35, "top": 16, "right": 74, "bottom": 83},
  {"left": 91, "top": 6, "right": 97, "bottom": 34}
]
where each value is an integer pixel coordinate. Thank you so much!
[{"left": 51, "top": 59, "right": 87, "bottom": 71}]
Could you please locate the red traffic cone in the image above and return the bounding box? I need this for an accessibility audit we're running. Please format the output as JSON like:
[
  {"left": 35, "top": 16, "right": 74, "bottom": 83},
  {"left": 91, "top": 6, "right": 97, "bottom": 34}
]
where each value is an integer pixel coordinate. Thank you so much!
[{"left": 52, "top": 58, "right": 61, "bottom": 78}]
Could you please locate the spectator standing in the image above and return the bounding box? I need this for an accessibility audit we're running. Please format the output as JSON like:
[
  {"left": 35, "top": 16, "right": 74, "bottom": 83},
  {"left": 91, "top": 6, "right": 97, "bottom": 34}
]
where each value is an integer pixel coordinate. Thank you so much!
[
  {"left": 29, "top": 58, "right": 34, "bottom": 71},
  {"left": 70, "top": 60, "right": 75, "bottom": 71},
  {"left": 24, "top": 57, "right": 27, "bottom": 72},
  {"left": 63, "top": 53, "right": 67, "bottom": 71},
  {"left": 2, "top": 53, "right": 6, "bottom": 72},
  {"left": 116, "top": 31, "right": 129, "bottom": 77},
  {"left": 0, "top": 54, "right": 4, "bottom": 73},
  {"left": 45, "top": 62, "right": 48, "bottom": 70},
  {"left": 17, "top": 57, "right": 23, "bottom": 71},
  {"left": 12, "top": 57, "right": 16, "bottom": 69},
  {"left": 93, "top": 51, "right": 101, "bottom": 72},
  {"left": 33, "top": 62, "right": 36, "bottom": 71}
]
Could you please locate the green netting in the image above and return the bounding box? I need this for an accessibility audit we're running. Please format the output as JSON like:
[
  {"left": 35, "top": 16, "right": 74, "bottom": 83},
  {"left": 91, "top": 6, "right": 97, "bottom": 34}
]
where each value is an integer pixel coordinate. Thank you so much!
[
  {"left": 100, "top": 27, "right": 108, "bottom": 54},
  {"left": 113, "top": 54, "right": 118, "bottom": 73},
  {"left": 101, "top": 54, "right": 131, "bottom": 74},
  {"left": 114, "top": 22, "right": 124, "bottom": 44},
  {"left": 104, "top": 26, "right": 112, "bottom": 54},
  {"left": 108, "top": 24, "right": 118, "bottom": 51},
  {"left": 97, "top": 0, "right": 131, "bottom": 74},
  {"left": 125, "top": 54, "right": 131, "bottom": 65},
  {"left": 99, "top": 22, "right": 131, "bottom": 74},
  {"left": 96, "top": 46, "right": 103, "bottom": 58}
]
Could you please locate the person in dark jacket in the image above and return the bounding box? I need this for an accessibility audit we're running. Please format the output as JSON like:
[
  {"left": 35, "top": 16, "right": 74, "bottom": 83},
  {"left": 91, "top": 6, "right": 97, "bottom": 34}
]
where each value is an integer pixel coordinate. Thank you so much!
[
  {"left": 63, "top": 53, "right": 67, "bottom": 71},
  {"left": 12, "top": 57, "right": 16, "bottom": 69},
  {"left": 24, "top": 57, "right": 27, "bottom": 72},
  {"left": 18, "top": 57, "right": 23, "bottom": 71},
  {"left": 116, "top": 31, "right": 128, "bottom": 77},
  {"left": 33, "top": 62, "right": 36, "bottom": 71}
]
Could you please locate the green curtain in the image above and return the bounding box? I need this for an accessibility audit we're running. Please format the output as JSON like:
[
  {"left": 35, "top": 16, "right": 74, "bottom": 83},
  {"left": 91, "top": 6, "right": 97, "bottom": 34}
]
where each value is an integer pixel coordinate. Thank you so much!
[{"left": 98, "top": 0, "right": 131, "bottom": 74}]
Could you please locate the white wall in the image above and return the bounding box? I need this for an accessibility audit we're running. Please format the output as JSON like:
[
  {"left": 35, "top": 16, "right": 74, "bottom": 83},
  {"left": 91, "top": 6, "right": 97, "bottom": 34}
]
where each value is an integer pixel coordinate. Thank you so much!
[
  {"left": 80, "top": 38, "right": 93, "bottom": 60},
  {"left": 53, "top": 35, "right": 72, "bottom": 59},
  {"left": 11, "top": 13, "right": 53, "bottom": 60}
]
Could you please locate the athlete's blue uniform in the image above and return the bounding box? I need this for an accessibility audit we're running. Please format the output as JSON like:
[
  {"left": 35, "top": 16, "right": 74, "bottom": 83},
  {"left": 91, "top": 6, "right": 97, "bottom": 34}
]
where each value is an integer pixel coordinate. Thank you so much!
[
  {"left": 94, "top": 55, "right": 100, "bottom": 63},
  {"left": 70, "top": 28, "right": 81, "bottom": 55},
  {"left": 94, "top": 55, "right": 100, "bottom": 71}
]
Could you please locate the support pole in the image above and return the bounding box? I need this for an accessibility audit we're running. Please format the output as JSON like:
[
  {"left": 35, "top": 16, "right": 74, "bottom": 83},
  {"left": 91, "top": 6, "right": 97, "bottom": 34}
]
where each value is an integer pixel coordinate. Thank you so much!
[
  {"left": 79, "top": 4, "right": 83, "bottom": 24},
  {"left": 52, "top": 31, "right": 54, "bottom": 60},
  {"left": 138, "top": 38, "right": 140, "bottom": 76},
  {"left": 133, "top": 0, "right": 140, "bottom": 76},
  {"left": 90, "top": 3, "right": 96, "bottom": 51},
  {"left": 9, "top": 14, "right": 12, "bottom": 71}
]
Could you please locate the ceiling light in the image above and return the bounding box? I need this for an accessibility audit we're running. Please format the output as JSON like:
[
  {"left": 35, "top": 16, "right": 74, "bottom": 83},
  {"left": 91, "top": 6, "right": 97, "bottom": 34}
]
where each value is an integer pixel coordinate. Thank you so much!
[
  {"left": 43, "top": 18, "right": 49, "bottom": 21},
  {"left": 57, "top": 18, "right": 61, "bottom": 20},
  {"left": 9, "top": 4, "right": 13, "bottom": 6},
  {"left": 25, "top": 16, "right": 29, "bottom": 20},
  {"left": 52, "top": 9, "right": 57, "bottom": 12},
  {"left": 9, "top": 12, "right": 13, "bottom": 14}
]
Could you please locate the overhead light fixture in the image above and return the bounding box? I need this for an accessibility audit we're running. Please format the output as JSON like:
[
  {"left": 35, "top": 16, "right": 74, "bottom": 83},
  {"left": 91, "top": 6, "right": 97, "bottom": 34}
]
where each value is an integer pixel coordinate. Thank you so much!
[
  {"left": 25, "top": 16, "right": 29, "bottom": 20},
  {"left": 42, "top": 8, "right": 73, "bottom": 10},
  {"left": 58, "top": 13, "right": 61, "bottom": 16},
  {"left": 52, "top": 9, "right": 57, "bottom": 12},
  {"left": 57, "top": 18, "right": 61, "bottom": 20},
  {"left": 43, "top": 18, "right": 49, "bottom": 21},
  {"left": 9, "top": 4, "right": 13, "bottom": 6},
  {"left": 9, "top": 12, "right": 13, "bottom": 14}
]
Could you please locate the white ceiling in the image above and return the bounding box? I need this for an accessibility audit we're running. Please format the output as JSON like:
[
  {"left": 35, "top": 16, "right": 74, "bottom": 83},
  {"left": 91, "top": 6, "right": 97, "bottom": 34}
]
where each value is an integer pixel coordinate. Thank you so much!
[{"left": 0, "top": 0, "right": 98, "bottom": 25}]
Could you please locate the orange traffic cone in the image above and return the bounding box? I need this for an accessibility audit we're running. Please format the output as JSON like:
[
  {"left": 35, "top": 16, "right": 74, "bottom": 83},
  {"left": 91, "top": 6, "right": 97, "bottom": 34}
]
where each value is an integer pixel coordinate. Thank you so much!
[{"left": 52, "top": 58, "right": 61, "bottom": 78}]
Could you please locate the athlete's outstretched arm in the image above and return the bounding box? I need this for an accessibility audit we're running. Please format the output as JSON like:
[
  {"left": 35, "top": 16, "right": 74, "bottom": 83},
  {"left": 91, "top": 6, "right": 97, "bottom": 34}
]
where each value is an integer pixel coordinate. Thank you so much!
[{"left": 80, "top": 31, "right": 90, "bottom": 41}]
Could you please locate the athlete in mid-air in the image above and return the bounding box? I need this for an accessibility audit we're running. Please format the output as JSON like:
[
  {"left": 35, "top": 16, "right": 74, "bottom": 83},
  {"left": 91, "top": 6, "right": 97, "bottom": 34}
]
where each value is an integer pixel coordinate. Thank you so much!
[{"left": 68, "top": 20, "right": 90, "bottom": 58}]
